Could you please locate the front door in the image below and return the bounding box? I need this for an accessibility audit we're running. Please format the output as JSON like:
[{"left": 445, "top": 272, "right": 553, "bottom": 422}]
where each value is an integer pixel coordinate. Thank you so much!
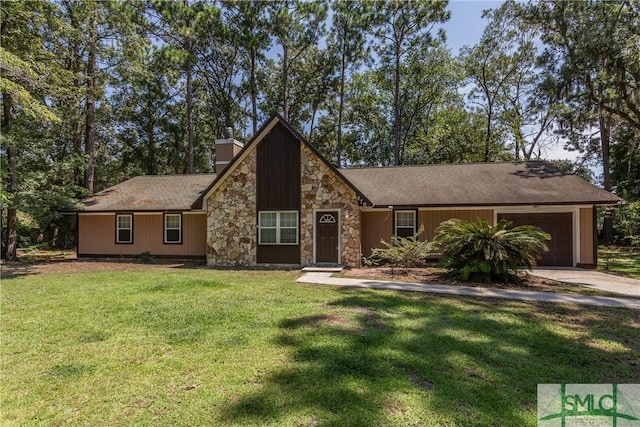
[{"left": 316, "top": 211, "right": 339, "bottom": 263}]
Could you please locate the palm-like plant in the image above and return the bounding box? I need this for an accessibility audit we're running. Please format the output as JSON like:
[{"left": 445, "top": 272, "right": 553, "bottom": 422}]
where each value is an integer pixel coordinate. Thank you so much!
[{"left": 433, "top": 219, "right": 551, "bottom": 283}]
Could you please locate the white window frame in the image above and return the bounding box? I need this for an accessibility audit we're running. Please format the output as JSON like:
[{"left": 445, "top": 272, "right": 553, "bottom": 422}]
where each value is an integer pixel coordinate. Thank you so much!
[
  {"left": 164, "top": 213, "right": 182, "bottom": 244},
  {"left": 258, "top": 211, "right": 299, "bottom": 245},
  {"left": 395, "top": 210, "right": 416, "bottom": 237},
  {"left": 116, "top": 214, "right": 133, "bottom": 244}
]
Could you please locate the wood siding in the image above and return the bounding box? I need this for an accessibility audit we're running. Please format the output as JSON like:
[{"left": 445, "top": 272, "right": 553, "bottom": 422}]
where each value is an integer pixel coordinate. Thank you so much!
[
  {"left": 78, "top": 213, "right": 206, "bottom": 257},
  {"left": 361, "top": 211, "right": 393, "bottom": 257},
  {"left": 418, "top": 209, "right": 494, "bottom": 241},
  {"left": 361, "top": 209, "right": 494, "bottom": 257},
  {"left": 256, "top": 121, "right": 301, "bottom": 263},
  {"left": 579, "top": 207, "right": 595, "bottom": 265}
]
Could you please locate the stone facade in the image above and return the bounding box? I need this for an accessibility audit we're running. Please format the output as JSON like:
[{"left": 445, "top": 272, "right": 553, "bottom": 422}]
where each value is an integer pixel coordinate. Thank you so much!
[
  {"left": 206, "top": 149, "right": 257, "bottom": 266},
  {"left": 300, "top": 145, "right": 361, "bottom": 267},
  {"left": 206, "top": 134, "right": 362, "bottom": 267}
]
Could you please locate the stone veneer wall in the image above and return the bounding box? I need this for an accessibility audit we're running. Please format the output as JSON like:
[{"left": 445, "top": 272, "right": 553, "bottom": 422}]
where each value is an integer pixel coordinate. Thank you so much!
[
  {"left": 207, "top": 150, "right": 257, "bottom": 266},
  {"left": 300, "top": 145, "right": 361, "bottom": 267}
]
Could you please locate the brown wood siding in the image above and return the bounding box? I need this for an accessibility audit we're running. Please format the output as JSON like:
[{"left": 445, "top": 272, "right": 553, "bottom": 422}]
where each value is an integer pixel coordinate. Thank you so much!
[
  {"left": 418, "top": 209, "right": 494, "bottom": 241},
  {"left": 78, "top": 213, "right": 206, "bottom": 257},
  {"left": 580, "top": 207, "right": 594, "bottom": 265},
  {"left": 498, "top": 212, "right": 573, "bottom": 266},
  {"left": 361, "top": 211, "right": 393, "bottom": 257},
  {"left": 256, "top": 122, "right": 301, "bottom": 263},
  {"left": 257, "top": 122, "right": 301, "bottom": 211}
]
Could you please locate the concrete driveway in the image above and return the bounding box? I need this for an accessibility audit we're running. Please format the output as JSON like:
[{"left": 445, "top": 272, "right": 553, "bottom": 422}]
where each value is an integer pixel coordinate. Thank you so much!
[{"left": 531, "top": 268, "right": 640, "bottom": 297}]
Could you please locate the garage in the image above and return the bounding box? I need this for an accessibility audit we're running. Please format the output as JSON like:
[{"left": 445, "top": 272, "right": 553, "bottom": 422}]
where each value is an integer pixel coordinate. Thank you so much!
[{"left": 497, "top": 212, "right": 573, "bottom": 267}]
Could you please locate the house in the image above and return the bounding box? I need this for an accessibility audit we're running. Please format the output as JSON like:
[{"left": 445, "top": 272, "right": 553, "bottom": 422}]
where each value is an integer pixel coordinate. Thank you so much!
[{"left": 76, "top": 114, "right": 623, "bottom": 268}]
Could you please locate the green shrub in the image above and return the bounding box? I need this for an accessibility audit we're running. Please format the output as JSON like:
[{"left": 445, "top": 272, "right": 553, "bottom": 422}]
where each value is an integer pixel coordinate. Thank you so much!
[
  {"left": 433, "top": 219, "right": 550, "bottom": 283},
  {"left": 139, "top": 251, "right": 154, "bottom": 264},
  {"left": 365, "top": 225, "right": 434, "bottom": 274}
]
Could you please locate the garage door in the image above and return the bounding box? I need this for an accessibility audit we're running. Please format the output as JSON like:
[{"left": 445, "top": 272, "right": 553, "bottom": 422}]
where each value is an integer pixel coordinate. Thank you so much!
[{"left": 497, "top": 212, "right": 573, "bottom": 267}]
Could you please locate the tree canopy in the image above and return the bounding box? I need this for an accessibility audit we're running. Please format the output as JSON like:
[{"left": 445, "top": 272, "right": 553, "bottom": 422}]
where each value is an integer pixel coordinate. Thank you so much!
[{"left": 2, "top": 0, "right": 638, "bottom": 257}]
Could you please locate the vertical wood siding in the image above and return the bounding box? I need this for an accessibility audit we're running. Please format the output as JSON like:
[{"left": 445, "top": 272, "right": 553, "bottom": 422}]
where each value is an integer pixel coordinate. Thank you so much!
[
  {"left": 256, "top": 122, "right": 301, "bottom": 263},
  {"left": 78, "top": 213, "right": 206, "bottom": 257},
  {"left": 418, "top": 209, "right": 494, "bottom": 241},
  {"left": 361, "top": 209, "right": 494, "bottom": 257},
  {"left": 361, "top": 211, "right": 393, "bottom": 257},
  {"left": 579, "top": 207, "right": 595, "bottom": 265}
]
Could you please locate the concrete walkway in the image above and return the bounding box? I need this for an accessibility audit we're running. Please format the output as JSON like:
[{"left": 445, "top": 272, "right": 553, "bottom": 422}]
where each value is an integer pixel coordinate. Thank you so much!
[
  {"left": 296, "top": 272, "right": 640, "bottom": 309},
  {"left": 530, "top": 268, "right": 640, "bottom": 297}
]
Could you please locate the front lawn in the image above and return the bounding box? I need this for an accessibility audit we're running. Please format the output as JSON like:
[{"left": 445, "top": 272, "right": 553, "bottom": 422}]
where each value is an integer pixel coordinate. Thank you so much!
[
  {"left": 599, "top": 246, "right": 640, "bottom": 279},
  {"left": 2, "top": 267, "right": 638, "bottom": 426}
]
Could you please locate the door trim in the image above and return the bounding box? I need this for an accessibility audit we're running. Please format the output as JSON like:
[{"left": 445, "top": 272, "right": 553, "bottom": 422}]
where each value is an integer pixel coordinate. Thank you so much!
[{"left": 313, "top": 209, "right": 340, "bottom": 264}]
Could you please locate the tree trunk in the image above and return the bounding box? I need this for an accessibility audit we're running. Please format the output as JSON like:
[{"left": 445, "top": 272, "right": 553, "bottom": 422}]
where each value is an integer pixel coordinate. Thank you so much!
[
  {"left": 83, "top": 4, "right": 97, "bottom": 193},
  {"left": 282, "top": 43, "right": 289, "bottom": 121},
  {"left": 337, "top": 48, "right": 345, "bottom": 168},
  {"left": 308, "top": 107, "right": 317, "bottom": 144},
  {"left": 599, "top": 107, "right": 614, "bottom": 244},
  {"left": 484, "top": 101, "right": 492, "bottom": 163},
  {"left": 2, "top": 92, "right": 18, "bottom": 261},
  {"left": 250, "top": 48, "right": 258, "bottom": 135},
  {"left": 393, "top": 46, "right": 401, "bottom": 166},
  {"left": 186, "top": 56, "right": 194, "bottom": 174}
]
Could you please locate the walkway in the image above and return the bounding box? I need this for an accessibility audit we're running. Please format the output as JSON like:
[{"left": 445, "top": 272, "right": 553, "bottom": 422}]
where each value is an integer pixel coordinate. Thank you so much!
[
  {"left": 531, "top": 268, "right": 640, "bottom": 297},
  {"left": 296, "top": 272, "right": 640, "bottom": 310}
]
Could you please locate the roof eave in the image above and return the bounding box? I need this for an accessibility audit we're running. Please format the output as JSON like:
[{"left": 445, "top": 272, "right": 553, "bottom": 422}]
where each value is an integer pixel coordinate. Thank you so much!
[{"left": 362, "top": 199, "right": 625, "bottom": 209}]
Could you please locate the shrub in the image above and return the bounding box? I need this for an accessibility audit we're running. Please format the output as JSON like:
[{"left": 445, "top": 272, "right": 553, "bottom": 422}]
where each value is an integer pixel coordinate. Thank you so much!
[
  {"left": 433, "top": 219, "right": 550, "bottom": 283},
  {"left": 365, "top": 225, "right": 434, "bottom": 274},
  {"left": 139, "top": 251, "right": 154, "bottom": 264}
]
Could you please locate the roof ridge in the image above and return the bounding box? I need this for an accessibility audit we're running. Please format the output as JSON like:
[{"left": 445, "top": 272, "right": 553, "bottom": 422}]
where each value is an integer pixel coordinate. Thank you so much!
[
  {"left": 340, "top": 160, "right": 552, "bottom": 171},
  {"left": 131, "top": 173, "right": 217, "bottom": 177}
]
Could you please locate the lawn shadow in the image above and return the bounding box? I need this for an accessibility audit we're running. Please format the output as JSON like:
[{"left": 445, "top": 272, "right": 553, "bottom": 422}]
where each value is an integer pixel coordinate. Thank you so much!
[
  {"left": 1, "top": 261, "right": 44, "bottom": 279},
  {"left": 219, "top": 289, "right": 640, "bottom": 426}
]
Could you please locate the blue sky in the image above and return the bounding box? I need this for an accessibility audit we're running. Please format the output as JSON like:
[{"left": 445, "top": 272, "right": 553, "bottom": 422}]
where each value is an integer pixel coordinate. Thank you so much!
[{"left": 441, "top": 0, "right": 497, "bottom": 54}]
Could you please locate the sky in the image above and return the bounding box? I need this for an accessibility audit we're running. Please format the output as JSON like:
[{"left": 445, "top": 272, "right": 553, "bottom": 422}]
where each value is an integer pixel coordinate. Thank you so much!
[{"left": 440, "top": 0, "right": 496, "bottom": 54}]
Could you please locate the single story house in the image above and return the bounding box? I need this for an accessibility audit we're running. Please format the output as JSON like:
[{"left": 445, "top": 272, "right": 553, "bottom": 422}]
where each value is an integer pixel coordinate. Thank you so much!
[{"left": 76, "top": 114, "right": 623, "bottom": 268}]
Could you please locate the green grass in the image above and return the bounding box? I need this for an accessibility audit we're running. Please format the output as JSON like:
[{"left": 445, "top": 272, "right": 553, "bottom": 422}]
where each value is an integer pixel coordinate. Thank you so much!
[
  {"left": 2, "top": 269, "right": 639, "bottom": 426},
  {"left": 599, "top": 246, "right": 640, "bottom": 279}
]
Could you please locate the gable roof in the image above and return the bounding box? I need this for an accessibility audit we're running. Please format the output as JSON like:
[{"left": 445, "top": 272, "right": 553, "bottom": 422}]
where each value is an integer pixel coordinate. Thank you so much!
[
  {"left": 193, "top": 113, "right": 371, "bottom": 209},
  {"left": 340, "top": 161, "right": 623, "bottom": 207},
  {"left": 79, "top": 174, "right": 216, "bottom": 212}
]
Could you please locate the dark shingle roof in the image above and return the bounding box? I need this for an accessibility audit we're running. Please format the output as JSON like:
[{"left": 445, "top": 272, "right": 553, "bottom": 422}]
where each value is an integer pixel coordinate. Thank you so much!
[
  {"left": 339, "top": 161, "right": 623, "bottom": 207},
  {"left": 79, "top": 174, "right": 216, "bottom": 211}
]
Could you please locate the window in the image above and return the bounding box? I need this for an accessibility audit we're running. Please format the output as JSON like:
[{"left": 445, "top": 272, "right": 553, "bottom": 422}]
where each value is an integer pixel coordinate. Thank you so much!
[
  {"left": 164, "top": 213, "right": 182, "bottom": 244},
  {"left": 259, "top": 211, "right": 298, "bottom": 245},
  {"left": 116, "top": 214, "right": 133, "bottom": 244},
  {"left": 395, "top": 210, "right": 416, "bottom": 238}
]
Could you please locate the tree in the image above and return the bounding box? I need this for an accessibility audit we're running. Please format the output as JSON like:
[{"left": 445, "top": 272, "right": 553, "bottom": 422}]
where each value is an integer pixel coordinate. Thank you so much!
[
  {"left": 194, "top": 13, "right": 247, "bottom": 139},
  {"left": 222, "top": 1, "right": 271, "bottom": 134},
  {"left": 1, "top": 0, "right": 63, "bottom": 259},
  {"left": 56, "top": 0, "right": 123, "bottom": 193},
  {"left": 369, "top": 0, "right": 449, "bottom": 165},
  {"left": 525, "top": 0, "right": 640, "bottom": 242},
  {"left": 461, "top": 1, "right": 532, "bottom": 162},
  {"left": 145, "top": 0, "right": 219, "bottom": 173},
  {"left": 328, "top": 0, "right": 373, "bottom": 167},
  {"left": 267, "top": 0, "right": 327, "bottom": 121}
]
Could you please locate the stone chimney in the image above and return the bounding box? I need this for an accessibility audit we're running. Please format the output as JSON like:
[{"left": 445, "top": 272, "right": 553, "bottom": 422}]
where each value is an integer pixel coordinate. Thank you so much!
[{"left": 215, "top": 127, "right": 244, "bottom": 175}]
